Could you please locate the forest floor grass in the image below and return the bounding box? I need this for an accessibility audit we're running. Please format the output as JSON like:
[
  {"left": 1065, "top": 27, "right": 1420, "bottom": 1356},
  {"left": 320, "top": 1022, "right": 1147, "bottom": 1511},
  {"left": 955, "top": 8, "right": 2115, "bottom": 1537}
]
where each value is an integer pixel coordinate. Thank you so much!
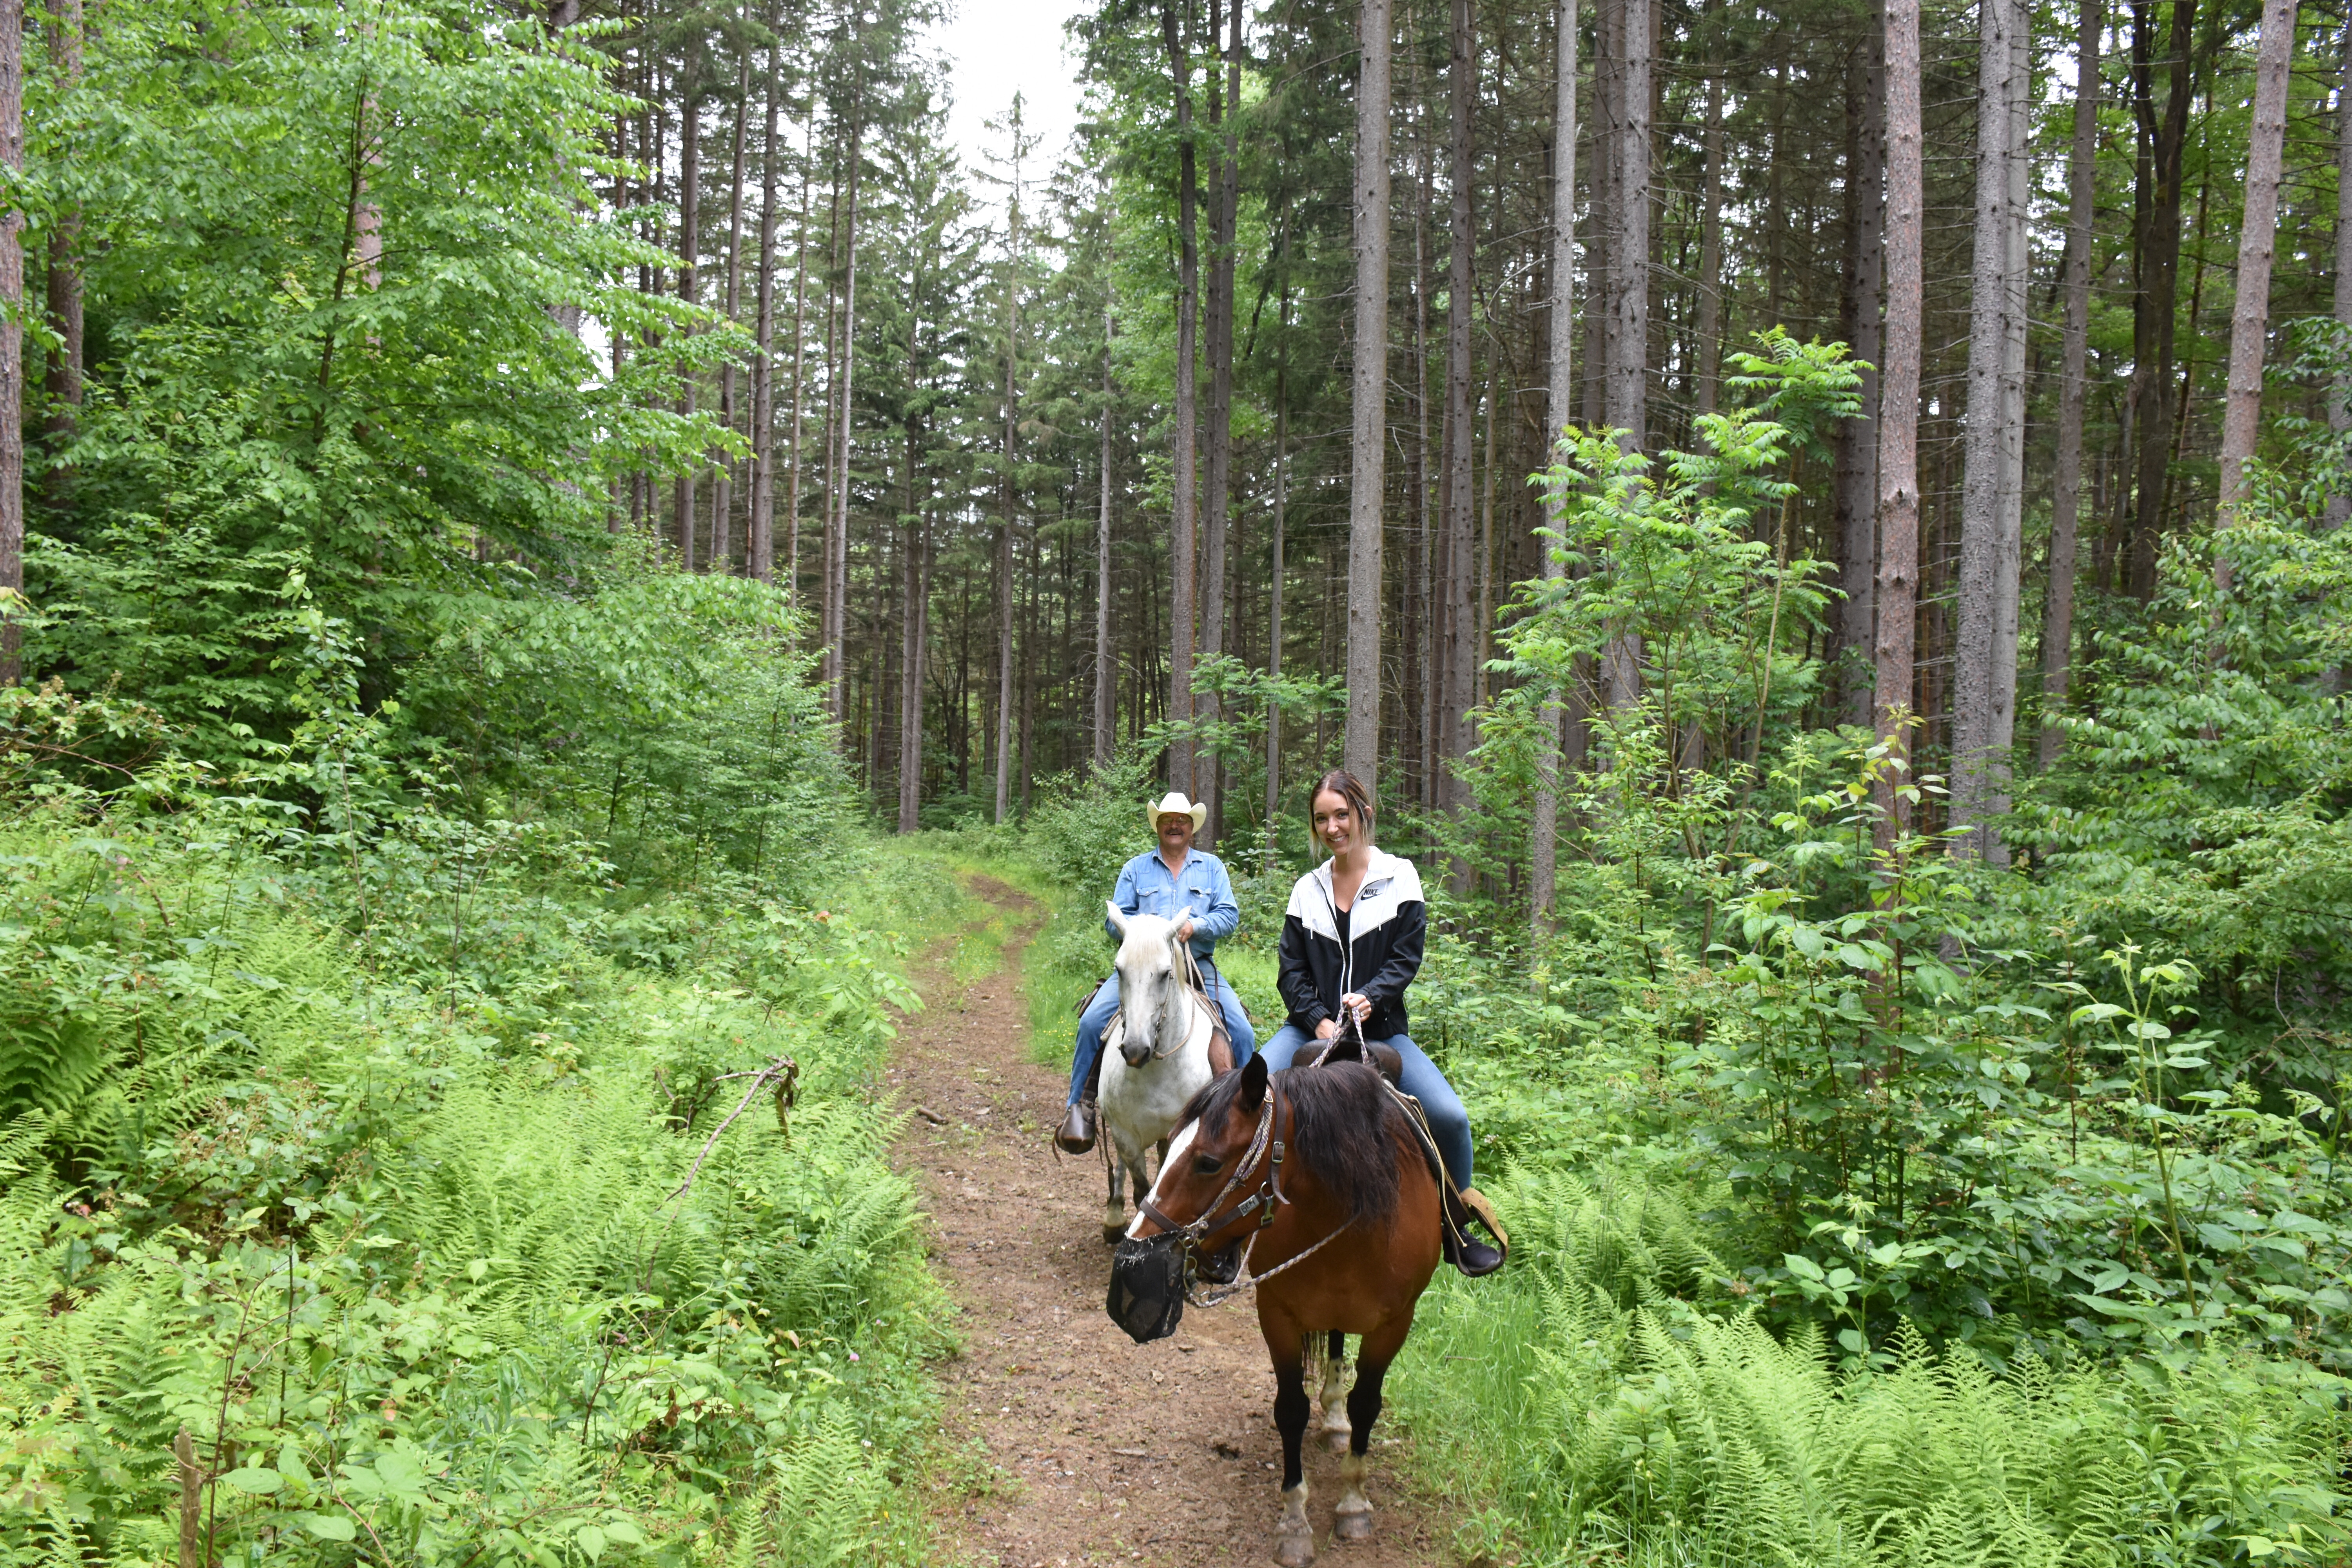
[{"left": 891, "top": 870, "right": 1455, "bottom": 1568}]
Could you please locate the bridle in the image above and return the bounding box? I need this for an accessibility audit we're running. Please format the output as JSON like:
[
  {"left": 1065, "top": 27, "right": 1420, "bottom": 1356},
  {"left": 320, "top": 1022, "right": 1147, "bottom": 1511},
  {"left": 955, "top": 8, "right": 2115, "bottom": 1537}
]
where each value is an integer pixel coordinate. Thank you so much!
[
  {"left": 1134, "top": 1077, "right": 1354, "bottom": 1308},
  {"left": 1109, "top": 947, "right": 1203, "bottom": 1064}
]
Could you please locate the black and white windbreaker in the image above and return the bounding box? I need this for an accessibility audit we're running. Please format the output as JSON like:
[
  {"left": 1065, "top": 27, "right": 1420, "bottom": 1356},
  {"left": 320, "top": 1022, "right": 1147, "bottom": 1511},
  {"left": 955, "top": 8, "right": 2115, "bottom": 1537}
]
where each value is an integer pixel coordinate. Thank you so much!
[{"left": 1275, "top": 850, "right": 1427, "bottom": 1042}]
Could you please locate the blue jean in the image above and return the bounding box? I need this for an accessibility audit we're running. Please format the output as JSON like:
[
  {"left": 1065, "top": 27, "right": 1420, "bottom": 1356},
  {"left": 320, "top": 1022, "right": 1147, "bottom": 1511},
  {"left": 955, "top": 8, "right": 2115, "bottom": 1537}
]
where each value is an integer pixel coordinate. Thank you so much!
[
  {"left": 1259, "top": 1024, "right": 1474, "bottom": 1191},
  {"left": 1069, "top": 967, "right": 1257, "bottom": 1105}
]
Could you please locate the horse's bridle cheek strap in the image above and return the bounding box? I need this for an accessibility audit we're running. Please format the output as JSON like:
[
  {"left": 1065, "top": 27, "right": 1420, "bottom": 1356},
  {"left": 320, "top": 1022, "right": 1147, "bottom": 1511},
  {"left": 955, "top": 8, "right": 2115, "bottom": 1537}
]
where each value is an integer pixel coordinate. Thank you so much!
[{"left": 1142, "top": 1091, "right": 1282, "bottom": 1247}]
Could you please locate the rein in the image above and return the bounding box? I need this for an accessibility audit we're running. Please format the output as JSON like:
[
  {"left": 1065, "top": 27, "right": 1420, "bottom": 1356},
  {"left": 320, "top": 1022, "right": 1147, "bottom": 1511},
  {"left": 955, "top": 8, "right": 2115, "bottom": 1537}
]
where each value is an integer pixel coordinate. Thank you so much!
[{"left": 1135, "top": 1079, "right": 1354, "bottom": 1310}]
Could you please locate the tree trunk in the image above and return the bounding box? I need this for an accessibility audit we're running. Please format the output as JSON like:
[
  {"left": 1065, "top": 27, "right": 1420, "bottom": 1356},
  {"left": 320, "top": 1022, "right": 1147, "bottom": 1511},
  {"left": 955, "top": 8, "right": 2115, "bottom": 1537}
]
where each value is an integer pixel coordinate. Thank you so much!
[
  {"left": 1694, "top": 25, "right": 1724, "bottom": 419},
  {"left": 39, "top": 0, "right": 78, "bottom": 513},
  {"left": 899, "top": 454, "right": 929, "bottom": 833},
  {"left": 748, "top": 48, "right": 782, "bottom": 584},
  {"left": 1834, "top": 13, "right": 1884, "bottom": 727},
  {"left": 1531, "top": 0, "right": 1578, "bottom": 940},
  {"left": 674, "top": 82, "right": 700, "bottom": 571},
  {"left": 995, "top": 138, "right": 1025, "bottom": 825},
  {"left": 1267, "top": 288, "right": 1291, "bottom": 875},
  {"left": 1605, "top": 0, "right": 1648, "bottom": 453},
  {"left": 2214, "top": 0, "right": 2300, "bottom": 575},
  {"left": 1951, "top": 0, "right": 2029, "bottom": 863},
  {"left": 785, "top": 123, "right": 813, "bottom": 606},
  {"left": 2042, "top": 0, "right": 2101, "bottom": 765},
  {"left": 1408, "top": 44, "right": 1432, "bottom": 811},
  {"left": 825, "top": 113, "right": 862, "bottom": 724},
  {"left": 712, "top": 48, "right": 750, "bottom": 574},
  {"left": 1197, "top": 0, "right": 1242, "bottom": 844},
  {"left": 1096, "top": 274, "right": 1118, "bottom": 769},
  {"left": 1438, "top": 0, "right": 1478, "bottom": 869},
  {"left": 1344, "top": 0, "right": 1392, "bottom": 789},
  {"left": 1161, "top": 0, "right": 1201, "bottom": 799},
  {"left": 2126, "top": 0, "right": 2204, "bottom": 601},
  {"left": 1873, "top": 0, "right": 1924, "bottom": 847},
  {"left": 2332, "top": 23, "right": 2352, "bottom": 528},
  {"left": 0, "top": 0, "right": 18, "bottom": 687}
]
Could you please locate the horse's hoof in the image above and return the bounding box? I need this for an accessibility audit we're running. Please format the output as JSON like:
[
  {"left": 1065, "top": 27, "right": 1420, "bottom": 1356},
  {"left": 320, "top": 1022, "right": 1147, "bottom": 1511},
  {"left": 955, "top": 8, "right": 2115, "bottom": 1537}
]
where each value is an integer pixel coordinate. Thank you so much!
[
  {"left": 1103, "top": 1223, "right": 1126, "bottom": 1245},
  {"left": 1274, "top": 1526, "right": 1317, "bottom": 1566},
  {"left": 1334, "top": 1504, "right": 1374, "bottom": 1541}
]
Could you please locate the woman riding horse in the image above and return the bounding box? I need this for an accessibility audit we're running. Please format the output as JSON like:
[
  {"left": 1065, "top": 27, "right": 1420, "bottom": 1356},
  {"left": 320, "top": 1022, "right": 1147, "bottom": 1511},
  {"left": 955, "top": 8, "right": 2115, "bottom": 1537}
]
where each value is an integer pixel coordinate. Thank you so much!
[{"left": 1259, "top": 769, "right": 1504, "bottom": 1276}]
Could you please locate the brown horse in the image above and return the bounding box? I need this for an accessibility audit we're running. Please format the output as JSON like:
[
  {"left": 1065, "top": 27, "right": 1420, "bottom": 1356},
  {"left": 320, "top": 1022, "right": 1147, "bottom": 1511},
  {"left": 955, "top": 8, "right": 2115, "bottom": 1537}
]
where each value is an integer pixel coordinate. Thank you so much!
[{"left": 1105, "top": 1045, "right": 1441, "bottom": 1566}]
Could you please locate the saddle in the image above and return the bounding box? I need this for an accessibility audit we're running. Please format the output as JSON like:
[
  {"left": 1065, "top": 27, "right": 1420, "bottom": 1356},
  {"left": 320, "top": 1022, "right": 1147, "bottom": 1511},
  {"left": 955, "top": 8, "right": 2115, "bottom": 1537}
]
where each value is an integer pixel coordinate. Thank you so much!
[{"left": 1303, "top": 1031, "right": 1508, "bottom": 1276}]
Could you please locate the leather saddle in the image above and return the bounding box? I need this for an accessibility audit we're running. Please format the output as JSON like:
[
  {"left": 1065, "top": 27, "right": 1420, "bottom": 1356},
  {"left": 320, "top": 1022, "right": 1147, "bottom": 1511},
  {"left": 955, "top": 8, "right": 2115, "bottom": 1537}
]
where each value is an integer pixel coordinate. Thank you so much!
[
  {"left": 1304, "top": 1031, "right": 1402, "bottom": 1084},
  {"left": 1302, "top": 1031, "right": 1506, "bottom": 1277}
]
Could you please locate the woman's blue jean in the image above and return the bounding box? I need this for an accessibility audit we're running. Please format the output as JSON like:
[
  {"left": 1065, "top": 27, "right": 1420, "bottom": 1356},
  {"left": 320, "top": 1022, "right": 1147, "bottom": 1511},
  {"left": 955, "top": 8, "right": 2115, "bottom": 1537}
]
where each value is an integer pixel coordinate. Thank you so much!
[
  {"left": 1067, "top": 968, "right": 1256, "bottom": 1105},
  {"left": 1258, "top": 1024, "right": 1474, "bottom": 1191}
]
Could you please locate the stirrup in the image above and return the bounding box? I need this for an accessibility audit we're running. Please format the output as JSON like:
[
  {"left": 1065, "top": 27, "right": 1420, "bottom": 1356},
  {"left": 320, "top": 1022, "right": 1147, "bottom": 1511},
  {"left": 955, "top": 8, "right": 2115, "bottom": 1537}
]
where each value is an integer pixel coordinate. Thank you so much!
[{"left": 1454, "top": 1187, "right": 1507, "bottom": 1276}]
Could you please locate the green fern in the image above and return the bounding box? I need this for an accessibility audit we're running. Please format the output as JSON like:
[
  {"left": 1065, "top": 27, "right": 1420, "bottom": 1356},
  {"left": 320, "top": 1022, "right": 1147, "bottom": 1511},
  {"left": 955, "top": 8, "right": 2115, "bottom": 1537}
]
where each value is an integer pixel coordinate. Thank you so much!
[{"left": 1399, "top": 1162, "right": 2352, "bottom": 1566}]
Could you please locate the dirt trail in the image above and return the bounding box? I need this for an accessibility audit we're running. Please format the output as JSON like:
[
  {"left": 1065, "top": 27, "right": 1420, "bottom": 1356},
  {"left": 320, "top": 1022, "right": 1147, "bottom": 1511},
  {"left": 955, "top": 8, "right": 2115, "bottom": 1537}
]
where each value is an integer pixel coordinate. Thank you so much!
[{"left": 888, "top": 876, "right": 1450, "bottom": 1568}]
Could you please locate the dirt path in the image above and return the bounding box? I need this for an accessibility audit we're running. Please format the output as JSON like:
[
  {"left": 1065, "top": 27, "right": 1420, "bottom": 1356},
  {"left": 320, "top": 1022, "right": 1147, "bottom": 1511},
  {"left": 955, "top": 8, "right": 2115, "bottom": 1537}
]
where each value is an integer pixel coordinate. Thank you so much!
[{"left": 888, "top": 876, "right": 1450, "bottom": 1568}]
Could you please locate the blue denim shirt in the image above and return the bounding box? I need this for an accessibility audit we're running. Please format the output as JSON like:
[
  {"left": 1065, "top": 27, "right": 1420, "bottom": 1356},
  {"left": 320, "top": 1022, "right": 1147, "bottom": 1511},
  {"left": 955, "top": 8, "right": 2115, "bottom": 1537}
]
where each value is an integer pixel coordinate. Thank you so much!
[{"left": 1106, "top": 848, "right": 1240, "bottom": 960}]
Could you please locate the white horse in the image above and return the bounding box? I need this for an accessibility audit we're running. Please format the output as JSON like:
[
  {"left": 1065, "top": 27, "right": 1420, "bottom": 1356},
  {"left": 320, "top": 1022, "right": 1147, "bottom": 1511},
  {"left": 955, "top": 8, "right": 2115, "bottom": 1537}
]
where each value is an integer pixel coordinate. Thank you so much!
[{"left": 1098, "top": 904, "right": 1220, "bottom": 1243}]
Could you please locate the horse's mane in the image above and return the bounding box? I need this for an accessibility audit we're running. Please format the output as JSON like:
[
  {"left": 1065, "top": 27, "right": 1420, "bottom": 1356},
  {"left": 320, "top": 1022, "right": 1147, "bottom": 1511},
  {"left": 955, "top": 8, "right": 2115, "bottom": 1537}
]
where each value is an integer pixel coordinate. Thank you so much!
[{"left": 1181, "top": 1060, "right": 1428, "bottom": 1227}]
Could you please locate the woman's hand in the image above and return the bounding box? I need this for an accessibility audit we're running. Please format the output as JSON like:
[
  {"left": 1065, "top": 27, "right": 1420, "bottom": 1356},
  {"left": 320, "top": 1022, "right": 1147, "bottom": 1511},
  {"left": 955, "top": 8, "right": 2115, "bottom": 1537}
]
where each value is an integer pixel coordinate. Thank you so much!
[
  {"left": 1314, "top": 1018, "right": 1339, "bottom": 1041},
  {"left": 1339, "top": 992, "right": 1372, "bottom": 1025}
]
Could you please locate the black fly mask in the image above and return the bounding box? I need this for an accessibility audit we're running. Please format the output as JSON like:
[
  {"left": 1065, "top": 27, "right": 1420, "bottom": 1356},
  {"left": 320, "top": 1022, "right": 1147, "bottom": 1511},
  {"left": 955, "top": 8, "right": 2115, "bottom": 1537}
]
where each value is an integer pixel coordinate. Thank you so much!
[{"left": 1106, "top": 1230, "right": 1187, "bottom": 1344}]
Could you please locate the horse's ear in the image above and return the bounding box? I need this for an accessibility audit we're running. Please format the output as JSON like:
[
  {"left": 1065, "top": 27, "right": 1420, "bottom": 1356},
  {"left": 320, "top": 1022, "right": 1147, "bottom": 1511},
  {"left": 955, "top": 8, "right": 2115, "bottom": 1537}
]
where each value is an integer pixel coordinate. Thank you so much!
[
  {"left": 1238, "top": 1053, "right": 1269, "bottom": 1114},
  {"left": 1107, "top": 902, "right": 1129, "bottom": 937},
  {"left": 1169, "top": 907, "right": 1195, "bottom": 947}
]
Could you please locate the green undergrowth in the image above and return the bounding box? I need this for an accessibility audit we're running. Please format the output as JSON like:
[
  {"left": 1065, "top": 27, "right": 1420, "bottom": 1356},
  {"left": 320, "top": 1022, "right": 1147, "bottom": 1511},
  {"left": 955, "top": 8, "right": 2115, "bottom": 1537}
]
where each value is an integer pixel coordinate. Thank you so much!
[
  {"left": 0, "top": 779, "right": 976, "bottom": 1565},
  {"left": 1395, "top": 1164, "right": 2352, "bottom": 1566},
  {"left": 939, "top": 809, "right": 2352, "bottom": 1566}
]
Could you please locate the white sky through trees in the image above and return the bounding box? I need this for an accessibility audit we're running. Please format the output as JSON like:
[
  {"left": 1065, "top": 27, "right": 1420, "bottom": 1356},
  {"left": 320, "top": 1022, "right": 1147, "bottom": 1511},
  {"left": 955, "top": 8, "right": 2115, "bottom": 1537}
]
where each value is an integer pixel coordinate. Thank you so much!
[{"left": 929, "top": 0, "right": 1087, "bottom": 204}]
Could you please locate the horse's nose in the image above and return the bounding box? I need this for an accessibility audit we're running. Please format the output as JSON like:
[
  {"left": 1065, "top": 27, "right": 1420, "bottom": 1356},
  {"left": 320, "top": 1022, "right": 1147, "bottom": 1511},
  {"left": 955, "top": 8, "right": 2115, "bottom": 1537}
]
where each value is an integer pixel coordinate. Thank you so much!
[{"left": 1120, "top": 1038, "right": 1152, "bottom": 1067}]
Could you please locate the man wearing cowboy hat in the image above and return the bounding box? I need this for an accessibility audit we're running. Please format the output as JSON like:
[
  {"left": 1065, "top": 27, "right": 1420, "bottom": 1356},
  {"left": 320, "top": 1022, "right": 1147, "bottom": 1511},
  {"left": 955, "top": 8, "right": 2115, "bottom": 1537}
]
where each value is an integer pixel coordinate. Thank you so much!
[{"left": 1054, "top": 791, "right": 1256, "bottom": 1154}]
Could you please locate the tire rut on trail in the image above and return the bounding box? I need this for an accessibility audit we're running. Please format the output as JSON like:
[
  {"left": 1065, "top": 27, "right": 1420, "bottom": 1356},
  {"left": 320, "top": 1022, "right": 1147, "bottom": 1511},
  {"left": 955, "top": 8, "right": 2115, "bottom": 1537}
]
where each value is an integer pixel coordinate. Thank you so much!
[{"left": 888, "top": 874, "right": 1450, "bottom": 1568}]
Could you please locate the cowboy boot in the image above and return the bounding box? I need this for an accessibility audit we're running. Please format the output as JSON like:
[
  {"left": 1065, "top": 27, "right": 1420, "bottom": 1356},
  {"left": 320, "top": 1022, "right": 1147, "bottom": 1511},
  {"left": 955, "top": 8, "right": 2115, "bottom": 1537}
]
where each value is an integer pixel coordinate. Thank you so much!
[
  {"left": 1448, "top": 1186, "right": 1508, "bottom": 1278},
  {"left": 1054, "top": 1049, "right": 1105, "bottom": 1154}
]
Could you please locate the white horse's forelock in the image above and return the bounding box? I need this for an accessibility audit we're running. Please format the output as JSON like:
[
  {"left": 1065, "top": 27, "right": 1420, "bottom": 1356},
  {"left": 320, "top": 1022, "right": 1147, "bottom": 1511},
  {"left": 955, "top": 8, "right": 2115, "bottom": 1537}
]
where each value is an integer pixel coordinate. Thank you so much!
[{"left": 1126, "top": 1118, "right": 1199, "bottom": 1238}]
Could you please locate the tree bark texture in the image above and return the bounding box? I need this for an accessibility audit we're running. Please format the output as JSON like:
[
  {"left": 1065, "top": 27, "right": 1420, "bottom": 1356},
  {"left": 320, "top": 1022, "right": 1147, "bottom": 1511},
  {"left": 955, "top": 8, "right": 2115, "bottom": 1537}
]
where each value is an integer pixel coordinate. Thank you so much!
[
  {"left": 784, "top": 124, "right": 812, "bottom": 607},
  {"left": 1198, "top": 0, "right": 1243, "bottom": 843},
  {"left": 1604, "top": 0, "right": 1649, "bottom": 452},
  {"left": 824, "top": 113, "right": 862, "bottom": 724},
  {"left": 0, "top": 0, "right": 17, "bottom": 687},
  {"left": 1951, "top": 0, "right": 2030, "bottom": 863},
  {"left": 713, "top": 48, "right": 749, "bottom": 573},
  {"left": 1873, "top": 0, "right": 1924, "bottom": 846},
  {"left": 748, "top": 48, "right": 782, "bottom": 584},
  {"left": 1834, "top": 14, "right": 1884, "bottom": 728},
  {"left": 674, "top": 82, "right": 700, "bottom": 572},
  {"left": 40, "top": 0, "right": 78, "bottom": 513},
  {"left": 2214, "top": 0, "right": 2299, "bottom": 556},
  {"left": 1096, "top": 277, "right": 1117, "bottom": 769},
  {"left": 1345, "top": 0, "right": 1392, "bottom": 789},
  {"left": 995, "top": 168, "right": 1024, "bottom": 824},
  {"left": 1695, "top": 36, "right": 1724, "bottom": 419},
  {"left": 1163, "top": 0, "right": 1201, "bottom": 799},
  {"left": 1531, "top": 0, "right": 1578, "bottom": 939},
  {"left": 2127, "top": 0, "right": 2203, "bottom": 600},
  {"left": 2333, "top": 21, "right": 2352, "bottom": 528},
  {"left": 2042, "top": 0, "right": 2101, "bottom": 766},
  {"left": 1439, "top": 0, "right": 1478, "bottom": 844}
]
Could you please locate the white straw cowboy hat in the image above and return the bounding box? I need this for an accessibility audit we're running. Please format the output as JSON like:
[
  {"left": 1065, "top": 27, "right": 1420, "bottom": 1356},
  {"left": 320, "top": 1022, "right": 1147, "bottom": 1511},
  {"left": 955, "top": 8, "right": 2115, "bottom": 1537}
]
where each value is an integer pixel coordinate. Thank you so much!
[{"left": 1146, "top": 792, "right": 1209, "bottom": 832}]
